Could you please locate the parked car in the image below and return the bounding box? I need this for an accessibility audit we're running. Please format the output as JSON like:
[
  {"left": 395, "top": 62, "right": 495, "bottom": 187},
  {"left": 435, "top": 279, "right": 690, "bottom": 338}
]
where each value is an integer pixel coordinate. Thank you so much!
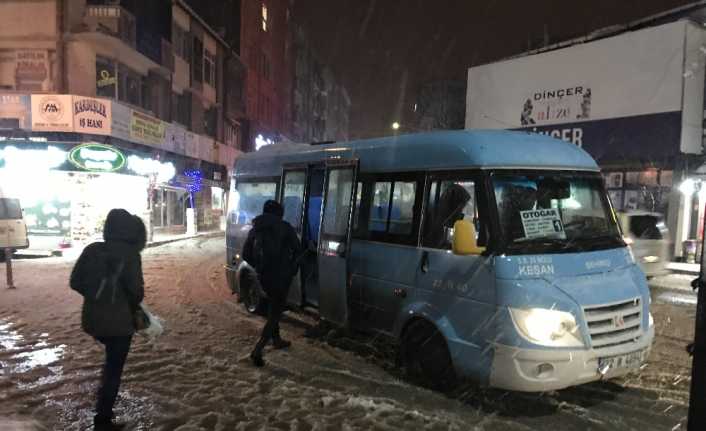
[
  {"left": 0, "top": 197, "right": 29, "bottom": 262},
  {"left": 617, "top": 211, "right": 670, "bottom": 277}
]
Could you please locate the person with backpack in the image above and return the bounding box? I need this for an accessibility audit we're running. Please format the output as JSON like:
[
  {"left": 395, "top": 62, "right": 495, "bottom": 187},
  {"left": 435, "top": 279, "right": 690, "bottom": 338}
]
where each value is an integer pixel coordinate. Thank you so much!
[
  {"left": 70, "top": 209, "right": 146, "bottom": 431},
  {"left": 242, "top": 200, "right": 302, "bottom": 367}
]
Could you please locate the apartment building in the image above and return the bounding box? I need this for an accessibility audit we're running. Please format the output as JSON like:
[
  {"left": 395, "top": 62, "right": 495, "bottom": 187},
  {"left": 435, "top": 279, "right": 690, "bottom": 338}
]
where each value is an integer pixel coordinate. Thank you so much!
[
  {"left": 291, "top": 24, "right": 350, "bottom": 143},
  {"left": 0, "top": 0, "right": 246, "bottom": 251}
]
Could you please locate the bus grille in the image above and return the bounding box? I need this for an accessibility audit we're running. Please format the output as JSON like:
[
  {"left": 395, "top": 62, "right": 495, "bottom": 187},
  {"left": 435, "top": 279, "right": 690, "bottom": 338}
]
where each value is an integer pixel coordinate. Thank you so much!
[{"left": 583, "top": 298, "right": 642, "bottom": 350}]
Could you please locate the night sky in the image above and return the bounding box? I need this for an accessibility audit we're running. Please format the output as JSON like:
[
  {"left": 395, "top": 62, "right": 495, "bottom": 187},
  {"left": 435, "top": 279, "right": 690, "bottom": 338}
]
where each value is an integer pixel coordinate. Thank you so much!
[{"left": 293, "top": 0, "right": 695, "bottom": 139}]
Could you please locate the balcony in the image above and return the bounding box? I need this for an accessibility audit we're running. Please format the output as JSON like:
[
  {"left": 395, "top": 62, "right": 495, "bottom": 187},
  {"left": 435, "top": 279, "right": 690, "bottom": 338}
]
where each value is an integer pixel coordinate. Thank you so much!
[{"left": 85, "top": 4, "right": 136, "bottom": 48}]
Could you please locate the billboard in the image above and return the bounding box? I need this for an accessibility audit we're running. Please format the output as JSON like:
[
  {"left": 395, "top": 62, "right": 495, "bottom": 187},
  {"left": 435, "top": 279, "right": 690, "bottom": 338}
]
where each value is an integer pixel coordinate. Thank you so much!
[{"left": 466, "top": 20, "right": 704, "bottom": 159}]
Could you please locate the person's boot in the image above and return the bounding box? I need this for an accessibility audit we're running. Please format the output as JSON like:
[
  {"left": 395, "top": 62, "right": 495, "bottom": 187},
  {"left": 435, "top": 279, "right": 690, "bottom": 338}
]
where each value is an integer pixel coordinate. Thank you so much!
[
  {"left": 250, "top": 338, "right": 266, "bottom": 367},
  {"left": 94, "top": 417, "right": 126, "bottom": 431},
  {"left": 272, "top": 338, "right": 291, "bottom": 349},
  {"left": 250, "top": 349, "right": 265, "bottom": 367}
]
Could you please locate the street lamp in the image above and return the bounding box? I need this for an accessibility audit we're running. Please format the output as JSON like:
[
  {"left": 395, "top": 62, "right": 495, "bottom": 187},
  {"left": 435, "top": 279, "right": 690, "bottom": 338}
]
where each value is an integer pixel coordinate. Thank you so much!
[{"left": 391, "top": 122, "right": 400, "bottom": 131}]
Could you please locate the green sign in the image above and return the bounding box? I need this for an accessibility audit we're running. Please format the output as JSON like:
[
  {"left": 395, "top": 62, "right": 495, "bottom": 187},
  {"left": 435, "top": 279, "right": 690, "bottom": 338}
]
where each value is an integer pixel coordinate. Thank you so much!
[{"left": 68, "top": 143, "right": 125, "bottom": 172}]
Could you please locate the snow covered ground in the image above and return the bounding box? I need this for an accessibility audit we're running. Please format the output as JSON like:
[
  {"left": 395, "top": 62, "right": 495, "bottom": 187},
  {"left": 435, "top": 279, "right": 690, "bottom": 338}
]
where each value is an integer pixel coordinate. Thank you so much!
[{"left": 0, "top": 238, "right": 696, "bottom": 430}]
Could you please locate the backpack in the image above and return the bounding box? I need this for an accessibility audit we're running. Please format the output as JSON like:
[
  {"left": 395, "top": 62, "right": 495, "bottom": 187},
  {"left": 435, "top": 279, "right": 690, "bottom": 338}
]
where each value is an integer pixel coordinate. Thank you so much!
[
  {"left": 70, "top": 242, "right": 124, "bottom": 304},
  {"left": 250, "top": 226, "right": 283, "bottom": 273}
]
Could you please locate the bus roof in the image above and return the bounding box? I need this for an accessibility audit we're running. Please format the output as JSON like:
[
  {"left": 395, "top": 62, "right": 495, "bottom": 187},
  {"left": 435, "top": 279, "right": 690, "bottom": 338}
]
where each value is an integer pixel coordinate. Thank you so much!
[{"left": 234, "top": 130, "right": 599, "bottom": 178}]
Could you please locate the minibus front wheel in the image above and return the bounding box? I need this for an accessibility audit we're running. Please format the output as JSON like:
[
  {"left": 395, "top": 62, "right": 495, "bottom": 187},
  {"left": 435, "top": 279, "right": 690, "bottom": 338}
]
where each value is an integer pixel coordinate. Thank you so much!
[
  {"left": 240, "top": 269, "right": 267, "bottom": 315},
  {"left": 400, "top": 319, "right": 457, "bottom": 391}
]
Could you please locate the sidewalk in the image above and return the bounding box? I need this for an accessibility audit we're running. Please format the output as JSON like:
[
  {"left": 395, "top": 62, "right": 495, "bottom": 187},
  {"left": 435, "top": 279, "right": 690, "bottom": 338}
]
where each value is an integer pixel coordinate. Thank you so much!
[
  {"left": 15, "top": 230, "right": 224, "bottom": 259},
  {"left": 148, "top": 230, "right": 224, "bottom": 248},
  {"left": 667, "top": 261, "right": 701, "bottom": 275}
]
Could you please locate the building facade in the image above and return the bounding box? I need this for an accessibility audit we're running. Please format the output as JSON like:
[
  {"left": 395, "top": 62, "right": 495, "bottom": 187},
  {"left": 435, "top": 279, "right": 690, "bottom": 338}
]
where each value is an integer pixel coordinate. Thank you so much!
[
  {"left": 0, "top": 0, "right": 246, "bottom": 251},
  {"left": 291, "top": 24, "right": 350, "bottom": 143},
  {"left": 240, "top": 0, "right": 294, "bottom": 149}
]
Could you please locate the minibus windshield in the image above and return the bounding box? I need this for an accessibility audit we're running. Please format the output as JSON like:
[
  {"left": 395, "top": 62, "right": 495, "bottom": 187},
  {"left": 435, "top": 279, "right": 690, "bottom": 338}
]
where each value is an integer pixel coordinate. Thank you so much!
[{"left": 492, "top": 172, "right": 623, "bottom": 254}]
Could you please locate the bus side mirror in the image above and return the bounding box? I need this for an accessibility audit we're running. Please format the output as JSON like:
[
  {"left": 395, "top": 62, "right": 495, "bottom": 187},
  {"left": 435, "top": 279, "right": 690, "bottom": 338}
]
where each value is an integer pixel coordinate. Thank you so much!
[{"left": 452, "top": 220, "right": 485, "bottom": 255}]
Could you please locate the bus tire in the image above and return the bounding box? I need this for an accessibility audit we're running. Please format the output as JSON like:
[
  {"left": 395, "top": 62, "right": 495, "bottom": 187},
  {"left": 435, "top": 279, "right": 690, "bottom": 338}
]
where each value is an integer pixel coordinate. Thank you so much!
[
  {"left": 240, "top": 270, "right": 267, "bottom": 315},
  {"left": 401, "top": 319, "right": 457, "bottom": 391}
]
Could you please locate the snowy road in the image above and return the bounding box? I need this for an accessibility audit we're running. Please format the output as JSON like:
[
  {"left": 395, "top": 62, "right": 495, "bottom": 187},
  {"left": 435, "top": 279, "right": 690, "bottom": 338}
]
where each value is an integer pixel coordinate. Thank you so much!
[{"left": 0, "top": 238, "right": 696, "bottom": 430}]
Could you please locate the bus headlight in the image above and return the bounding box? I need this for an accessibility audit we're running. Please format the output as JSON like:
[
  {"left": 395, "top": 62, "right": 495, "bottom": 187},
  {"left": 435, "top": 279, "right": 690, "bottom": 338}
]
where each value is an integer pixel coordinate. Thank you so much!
[{"left": 509, "top": 307, "right": 584, "bottom": 347}]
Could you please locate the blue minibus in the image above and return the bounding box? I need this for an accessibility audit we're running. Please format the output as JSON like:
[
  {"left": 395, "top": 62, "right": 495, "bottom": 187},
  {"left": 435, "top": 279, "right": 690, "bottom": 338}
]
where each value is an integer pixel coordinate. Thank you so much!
[{"left": 225, "top": 130, "right": 654, "bottom": 392}]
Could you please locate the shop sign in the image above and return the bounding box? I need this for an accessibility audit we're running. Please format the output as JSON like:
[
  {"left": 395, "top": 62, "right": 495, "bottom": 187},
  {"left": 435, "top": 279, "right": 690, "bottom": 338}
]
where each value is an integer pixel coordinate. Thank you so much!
[
  {"left": 165, "top": 123, "right": 187, "bottom": 155},
  {"left": 68, "top": 143, "right": 125, "bottom": 172},
  {"left": 110, "top": 101, "right": 131, "bottom": 141},
  {"left": 15, "top": 50, "right": 49, "bottom": 91},
  {"left": 31, "top": 94, "right": 73, "bottom": 132},
  {"left": 0, "top": 94, "right": 31, "bottom": 130},
  {"left": 73, "top": 96, "right": 111, "bottom": 135},
  {"left": 130, "top": 110, "right": 166, "bottom": 147}
]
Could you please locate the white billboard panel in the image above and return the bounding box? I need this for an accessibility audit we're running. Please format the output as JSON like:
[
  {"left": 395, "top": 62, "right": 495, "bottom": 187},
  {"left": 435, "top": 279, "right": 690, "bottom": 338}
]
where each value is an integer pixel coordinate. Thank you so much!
[
  {"left": 467, "top": 21, "right": 686, "bottom": 129},
  {"left": 466, "top": 21, "right": 700, "bottom": 157}
]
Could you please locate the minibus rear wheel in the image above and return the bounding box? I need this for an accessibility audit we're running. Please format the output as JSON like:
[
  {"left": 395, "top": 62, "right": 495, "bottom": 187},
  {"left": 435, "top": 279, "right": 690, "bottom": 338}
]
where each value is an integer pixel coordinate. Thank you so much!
[{"left": 401, "top": 319, "right": 457, "bottom": 391}]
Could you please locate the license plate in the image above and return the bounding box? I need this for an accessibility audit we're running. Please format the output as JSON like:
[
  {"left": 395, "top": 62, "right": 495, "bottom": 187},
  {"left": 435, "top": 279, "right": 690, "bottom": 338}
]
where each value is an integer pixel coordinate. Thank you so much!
[{"left": 599, "top": 349, "right": 645, "bottom": 372}]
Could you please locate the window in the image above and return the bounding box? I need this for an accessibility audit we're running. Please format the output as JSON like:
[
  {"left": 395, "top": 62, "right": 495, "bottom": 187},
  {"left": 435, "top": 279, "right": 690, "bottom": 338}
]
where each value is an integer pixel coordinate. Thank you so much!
[
  {"left": 118, "top": 64, "right": 143, "bottom": 107},
  {"left": 174, "top": 92, "right": 191, "bottom": 128},
  {"left": 204, "top": 50, "right": 216, "bottom": 86},
  {"left": 353, "top": 181, "right": 362, "bottom": 230},
  {"left": 192, "top": 37, "right": 203, "bottom": 83},
  {"left": 232, "top": 181, "right": 278, "bottom": 225},
  {"left": 282, "top": 171, "right": 306, "bottom": 231},
  {"left": 368, "top": 181, "right": 416, "bottom": 235},
  {"left": 492, "top": 173, "right": 621, "bottom": 253},
  {"left": 204, "top": 106, "right": 217, "bottom": 137},
  {"left": 172, "top": 23, "right": 190, "bottom": 61},
  {"left": 0, "top": 198, "right": 22, "bottom": 220},
  {"left": 96, "top": 56, "right": 117, "bottom": 98},
  {"left": 423, "top": 179, "right": 477, "bottom": 249},
  {"left": 262, "top": 3, "right": 268, "bottom": 32},
  {"left": 211, "top": 187, "right": 224, "bottom": 211},
  {"left": 322, "top": 169, "right": 354, "bottom": 236}
]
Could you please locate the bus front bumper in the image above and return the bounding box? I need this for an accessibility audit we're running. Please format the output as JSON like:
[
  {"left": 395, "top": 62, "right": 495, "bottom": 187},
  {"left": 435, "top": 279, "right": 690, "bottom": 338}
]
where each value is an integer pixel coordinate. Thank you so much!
[{"left": 487, "top": 325, "right": 655, "bottom": 392}]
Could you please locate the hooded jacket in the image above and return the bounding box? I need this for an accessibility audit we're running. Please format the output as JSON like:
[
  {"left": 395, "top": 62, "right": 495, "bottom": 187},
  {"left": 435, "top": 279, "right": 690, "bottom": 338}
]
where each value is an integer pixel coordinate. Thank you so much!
[
  {"left": 71, "top": 209, "right": 145, "bottom": 337},
  {"left": 242, "top": 212, "right": 301, "bottom": 297}
]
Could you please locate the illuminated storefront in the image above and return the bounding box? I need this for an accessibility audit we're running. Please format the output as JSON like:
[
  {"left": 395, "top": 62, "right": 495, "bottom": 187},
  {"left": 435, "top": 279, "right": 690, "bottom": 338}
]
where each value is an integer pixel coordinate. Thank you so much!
[{"left": 0, "top": 137, "right": 214, "bottom": 250}]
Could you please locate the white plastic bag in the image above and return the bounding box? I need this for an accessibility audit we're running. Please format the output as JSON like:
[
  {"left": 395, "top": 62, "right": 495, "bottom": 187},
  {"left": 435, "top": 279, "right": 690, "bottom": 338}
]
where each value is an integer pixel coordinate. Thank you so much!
[{"left": 137, "top": 302, "right": 164, "bottom": 340}]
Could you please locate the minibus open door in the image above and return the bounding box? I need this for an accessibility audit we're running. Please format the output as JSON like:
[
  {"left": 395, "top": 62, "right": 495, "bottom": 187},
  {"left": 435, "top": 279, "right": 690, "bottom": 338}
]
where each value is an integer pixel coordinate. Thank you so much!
[{"left": 317, "top": 160, "right": 358, "bottom": 327}]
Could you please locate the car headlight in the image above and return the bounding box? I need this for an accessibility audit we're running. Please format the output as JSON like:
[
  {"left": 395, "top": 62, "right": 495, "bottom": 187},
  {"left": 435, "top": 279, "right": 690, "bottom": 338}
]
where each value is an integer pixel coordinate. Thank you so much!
[{"left": 509, "top": 307, "right": 584, "bottom": 347}]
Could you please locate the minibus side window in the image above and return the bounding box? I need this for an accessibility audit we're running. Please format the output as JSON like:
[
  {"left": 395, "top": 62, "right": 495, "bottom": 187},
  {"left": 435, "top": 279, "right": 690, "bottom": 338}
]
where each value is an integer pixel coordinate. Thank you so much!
[
  {"left": 282, "top": 171, "right": 306, "bottom": 232},
  {"left": 232, "top": 181, "right": 278, "bottom": 225},
  {"left": 390, "top": 182, "right": 416, "bottom": 234},
  {"left": 368, "top": 181, "right": 416, "bottom": 235},
  {"left": 423, "top": 180, "right": 478, "bottom": 249},
  {"left": 353, "top": 182, "right": 363, "bottom": 231},
  {"left": 369, "top": 182, "right": 392, "bottom": 232}
]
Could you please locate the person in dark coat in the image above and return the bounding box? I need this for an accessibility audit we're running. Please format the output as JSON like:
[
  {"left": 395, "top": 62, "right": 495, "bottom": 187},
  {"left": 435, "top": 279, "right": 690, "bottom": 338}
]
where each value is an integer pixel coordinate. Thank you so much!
[
  {"left": 70, "top": 209, "right": 145, "bottom": 431},
  {"left": 242, "top": 200, "right": 302, "bottom": 367}
]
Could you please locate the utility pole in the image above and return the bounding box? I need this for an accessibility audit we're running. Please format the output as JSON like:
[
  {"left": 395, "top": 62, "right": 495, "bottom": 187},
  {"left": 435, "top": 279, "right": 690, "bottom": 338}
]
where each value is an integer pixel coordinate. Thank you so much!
[
  {"left": 688, "top": 216, "right": 706, "bottom": 429},
  {"left": 4, "top": 248, "right": 15, "bottom": 289}
]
